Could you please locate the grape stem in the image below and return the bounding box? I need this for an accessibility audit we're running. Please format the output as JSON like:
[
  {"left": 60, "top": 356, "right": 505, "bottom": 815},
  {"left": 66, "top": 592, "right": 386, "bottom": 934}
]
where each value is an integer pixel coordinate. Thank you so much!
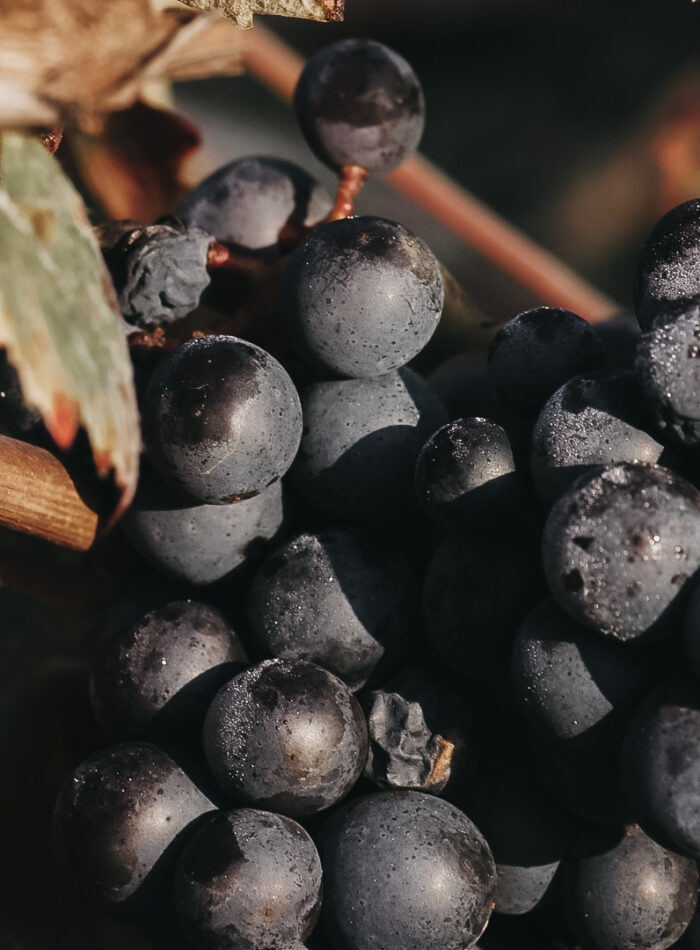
[
  {"left": 327, "top": 164, "right": 369, "bottom": 222},
  {"left": 243, "top": 26, "right": 617, "bottom": 323}
]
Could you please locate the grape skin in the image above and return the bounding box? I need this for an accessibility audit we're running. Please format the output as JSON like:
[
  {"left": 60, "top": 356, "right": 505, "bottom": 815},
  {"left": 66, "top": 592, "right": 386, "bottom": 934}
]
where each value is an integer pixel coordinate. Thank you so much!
[
  {"left": 280, "top": 215, "right": 443, "bottom": 378},
  {"left": 294, "top": 38, "right": 425, "bottom": 175},
  {"left": 123, "top": 468, "right": 285, "bottom": 585},
  {"left": 290, "top": 367, "right": 448, "bottom": 524},
  {"left": 176, "top": 155, "right": 332, "bottom": 257},
  {"left": 142, "top": 335, "right": 302, "bottom": 505}
]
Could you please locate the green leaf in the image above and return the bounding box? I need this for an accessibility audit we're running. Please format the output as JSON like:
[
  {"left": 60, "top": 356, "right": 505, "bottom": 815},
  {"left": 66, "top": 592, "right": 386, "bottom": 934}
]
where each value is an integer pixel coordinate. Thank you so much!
[
  {"left": 175, "top": 0, "right": 343, "bottom": 30},
  {"left": 0, "top": 133, "right": 140, "bottom": 518}
]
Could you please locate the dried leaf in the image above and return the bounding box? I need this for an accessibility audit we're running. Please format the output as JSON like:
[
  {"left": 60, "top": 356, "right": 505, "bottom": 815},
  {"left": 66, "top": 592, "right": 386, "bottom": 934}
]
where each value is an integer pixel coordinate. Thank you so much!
[
  {"left": 176, "top": 0, "right": 343, "bottom": 29},
  {"left": 0, "top": 133, "right": 140, "bottom": 518},
  {"left": 0, "top": 1, "right": 243, "bottom": 131},
  {"left": 66, "top": 102, "right": 201, "bottom": 222}
]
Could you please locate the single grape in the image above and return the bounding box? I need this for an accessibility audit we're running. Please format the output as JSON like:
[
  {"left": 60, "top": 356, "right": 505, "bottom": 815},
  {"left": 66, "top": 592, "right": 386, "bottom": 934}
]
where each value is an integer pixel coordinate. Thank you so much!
[
  {"left": 103, "top": 220, "right": 213, "bottom": 329},
  {"left": 203, "top": 659, "right": 368, "bottom": 816},
  {"left": 247, "top": 528, "right": 418, "bottom": 690},
  {"left": 290, "top": 367, "right": 448, "bottom": 524},
  {"left": 622, "top": 675, "right": 700, "bottom": 858},
  {"left": 173, "top": 808, "right": 322, "bottom": 950},
  {"left": 487, "top": 307, "right": 605, "bottom": 418},
  {"left": 122, "top": 464, "right": 285, "bottom": 585},
  {"left": 542, "top": 462, "right": 700, "bottom": 640},
  {"left": 142, "top": 335, "right": 302, "bottom": 504},
  {"left": 53, "top": 743, "right": 214, "bottom": 906},
  {"left": 319, "top": 790, "right": 496, "bottom": 950},
  {"left": 634, "top": 198, "right": 700, "bottom": 330},
  {"left": 294, "top": 38, "right": 425, "bottom": 175},
  {"left": 414, "top": 417, "right": 520, "bottom": 529},
  {"left": 280, "top": 215, "right": 443, "bottom": 378},
  {"left": 463, "top": 762, "right": 579, "bottom": 916},
  {"left": 511, "top": 599, "right": 661, "bottom": 748},
  {"left": 531, "top": 370, "right": 664, "bottom": 503},
  {"left": 90, "top": 600, "right": 247, "bottom": 737},
  {"left": 176, "top": 155, "right": 332, "bottom": 257},
  {"left": 636, "top": 301, "right": 700, "bottom": 445},
  {"left": 563, "top": 824, "right": 698, "bottom": 950},
  {"left": 422, "top": 528, "right": 544, "bottom": 678}
]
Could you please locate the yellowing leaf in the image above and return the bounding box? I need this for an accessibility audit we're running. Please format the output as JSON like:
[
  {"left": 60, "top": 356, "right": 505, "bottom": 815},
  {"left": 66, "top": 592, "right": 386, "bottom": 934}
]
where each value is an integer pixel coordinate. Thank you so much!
[
  {"left": 0, "top": 133, "right": 140, "bottom": 518},
  {"left": 176, "top": 0, "right": 343, "bottom": 30}
]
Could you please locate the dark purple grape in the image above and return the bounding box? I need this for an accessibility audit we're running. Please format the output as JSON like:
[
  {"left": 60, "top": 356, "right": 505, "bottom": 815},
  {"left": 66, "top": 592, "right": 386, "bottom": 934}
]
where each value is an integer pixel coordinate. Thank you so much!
[
  {"left": 53, "top": 743, "right": 214, "bottom": 906},
  {"left": 173, "top": 808, "right": 322, "bottom": 950},
  {"left": 623, "top": 675, "right": 700, "bottom": 858},
  {"left": 90, "top": 600, "right": 247, "bottom": 737},
  {"left": 511, "top": 599, "right": 661, "bottom": 748},
  {"left": 319, "top": 790, "right": 496, "bottom": 950},
  {"left": 487, "top": 307, "right": 605, "bottom": 419},
  {"left": 634, "top": 199, "right": 700, "bottom": 330},
  {"left": 290, "top": 367, "right": 448, "bottom": 524},
  {"left": 103, "top": 221, "right": 213, "bottom": 329},
  {"left": 531, "top": 370, "right": 664, "bottom": 503},
  {"left": 176, "top": 155, "right": 332, "bottom": 257},
  {"left": 247, "top": 528, "right": 418, "bottom": 690},
  {"left": 294, "top": 39, "right": 425, "bottom": 175},
  {"left": 414, "top": 417, "right": 519, "bottom": 529},
  {"left": 142, "top": 335, "right": 302, "bottom": 504},
  {"left": 203, "top": 659, "right": 367, "bottom": 816},
  {"left": 636, "top": 301, "right": 700, "bottom": 445},
  {"left": 122, "top": 466, "right": 285, "bottom": 585},
  {"left": 422, "top": 528, "right": 544, "bottom": 678},
  {"left": 463, "top": 763, "right": 579, "bottom": 916},
  {"left": 542, "top": 462, "right": 700, "bottom": 641},
  {"left": 563, "top": 824, "right": 698, "bottom": 950},
  {"left": 280, "top": 215, "right": 443, "bottom": 378}
]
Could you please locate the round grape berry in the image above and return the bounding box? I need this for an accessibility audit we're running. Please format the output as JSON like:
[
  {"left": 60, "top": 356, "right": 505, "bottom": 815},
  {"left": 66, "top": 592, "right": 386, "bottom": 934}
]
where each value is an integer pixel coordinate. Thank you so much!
[
  {"left": 174, "top": 808, "right": 322, "bottom": 950},
  {"left": 203, "top": 659, "right": 368, "bottom": 816},
  {"left": 543, "top": 462, "right": 700, "bottom": 640},
  {"left": 319, "top": 790, "right": 497, "bottom": 950},
  {"left": 90, "top": 600, "right": 247, "bottom": 737},
  {"left": 176, "top": 155, "right": 332, "bottom": 257},
  {"left": 53, "top": 743, "right": 214, "bottom": 906},
  {"left": 248, "top": 528, "right": 418, "bottom": 690},
  {"left": 142, "top": 335, "right": 302, "bottom": 504},
  {"left": 280, "top": 215, "right": 443, "bottom": 377},
  {"left": 294, "top": 38, "right": 425, "bottom": 175}
]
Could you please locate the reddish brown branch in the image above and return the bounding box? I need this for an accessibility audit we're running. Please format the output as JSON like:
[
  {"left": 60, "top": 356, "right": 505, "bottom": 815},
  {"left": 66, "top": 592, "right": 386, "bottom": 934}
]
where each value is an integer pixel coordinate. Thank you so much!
[
  {"left": 243, "top": 26, "right": 617, "bottom": 324},
  {"left": 0, "top": 435, "right": 99, "bottom": 552}
]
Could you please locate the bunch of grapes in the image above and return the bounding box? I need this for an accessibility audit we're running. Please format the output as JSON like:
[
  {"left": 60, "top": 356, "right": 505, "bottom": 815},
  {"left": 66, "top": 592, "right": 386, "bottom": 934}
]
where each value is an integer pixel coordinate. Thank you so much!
[{"left": 43, "top": 36, "right": 700, "bottom": 950}]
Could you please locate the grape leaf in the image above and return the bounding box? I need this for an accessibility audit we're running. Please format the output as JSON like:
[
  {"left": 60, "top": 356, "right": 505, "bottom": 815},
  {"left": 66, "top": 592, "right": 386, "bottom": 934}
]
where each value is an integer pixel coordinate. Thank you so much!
[
  {"left": 0, "top": 0, "right": 243, "bottom": 131},
  {"left": 0, "top": 133, "right": 140, "bottom": 518},
  {"left": 175, "top": 0, "right": 343, "bottom": 29}
]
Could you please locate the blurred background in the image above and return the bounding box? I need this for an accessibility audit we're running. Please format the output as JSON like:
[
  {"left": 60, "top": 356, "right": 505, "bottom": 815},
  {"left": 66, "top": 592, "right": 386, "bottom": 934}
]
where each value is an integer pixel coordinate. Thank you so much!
[{"left": 175, "top": 0, "right": 700, "bottom": 319}]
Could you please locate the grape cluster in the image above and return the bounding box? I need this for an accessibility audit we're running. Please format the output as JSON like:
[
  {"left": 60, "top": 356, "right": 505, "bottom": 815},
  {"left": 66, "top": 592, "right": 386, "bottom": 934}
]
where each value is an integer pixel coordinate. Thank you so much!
[{"left": 46, "top": 36, "right": 700, "bottom": 950}]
